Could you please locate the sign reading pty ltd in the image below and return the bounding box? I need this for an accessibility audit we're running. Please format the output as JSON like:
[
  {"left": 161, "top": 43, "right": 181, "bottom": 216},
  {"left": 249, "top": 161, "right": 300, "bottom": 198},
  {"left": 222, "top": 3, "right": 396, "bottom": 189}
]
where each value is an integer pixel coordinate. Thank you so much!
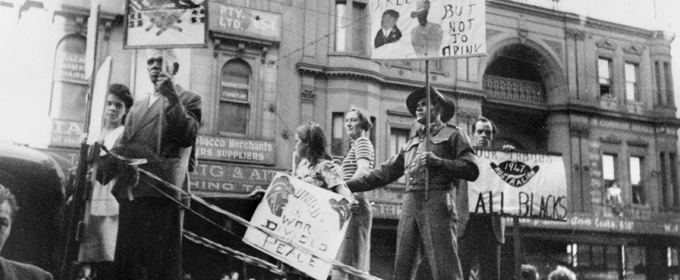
[{"left": 243, "top": 174, "right": 352, "bottom": 280}]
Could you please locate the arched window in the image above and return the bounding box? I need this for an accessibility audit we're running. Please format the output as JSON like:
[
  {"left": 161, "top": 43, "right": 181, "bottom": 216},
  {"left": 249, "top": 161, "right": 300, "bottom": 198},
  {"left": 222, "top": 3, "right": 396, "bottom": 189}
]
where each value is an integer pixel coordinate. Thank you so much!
[
  {"left": 50, "top": 35, "right": 88, "bottom": 121},
  {"left": 218, "top": 59, "right": 251, "bottom": 134}
]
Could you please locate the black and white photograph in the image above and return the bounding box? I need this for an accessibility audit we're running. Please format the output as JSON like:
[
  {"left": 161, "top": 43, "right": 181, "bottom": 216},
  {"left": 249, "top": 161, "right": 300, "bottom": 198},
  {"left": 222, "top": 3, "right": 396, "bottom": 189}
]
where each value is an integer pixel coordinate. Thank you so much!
[{"left": 1, "top": 0, "right": 680, "bottom": 279}]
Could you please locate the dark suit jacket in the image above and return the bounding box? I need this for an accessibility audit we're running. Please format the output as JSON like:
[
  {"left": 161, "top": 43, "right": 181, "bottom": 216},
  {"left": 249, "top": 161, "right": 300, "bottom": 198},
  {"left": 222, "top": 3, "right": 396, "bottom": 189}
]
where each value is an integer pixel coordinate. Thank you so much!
[
  {"left": 104, "top": 84, "right": 202, "bottom": 200},
  {"left": 374, "top": 27, "right": 402, "bottom": 49},
  {"left": 0, "top": 257, "right": 53, "bottom": 280},
  {"left": 457, "top": 179, "right": 505, "bottom": 243}
]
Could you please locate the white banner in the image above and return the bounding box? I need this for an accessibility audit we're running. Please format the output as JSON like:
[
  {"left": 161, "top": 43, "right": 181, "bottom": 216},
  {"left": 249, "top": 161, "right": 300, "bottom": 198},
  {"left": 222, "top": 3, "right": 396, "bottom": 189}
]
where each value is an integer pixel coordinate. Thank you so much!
[
  {"left": 125, "top": 0, "right": 207, "bottom": 49},
  {"left": 369, "top": 0, "right": 486, "bottom": 60},
  {"left": 86, "top": 56, "right": 112, "bottom": 145},
  {"left": 468, "top": 149, "right": 568, "bottom": 221},
  {"left": 243, "top": 174, "right": 352, "bottom": 280}
]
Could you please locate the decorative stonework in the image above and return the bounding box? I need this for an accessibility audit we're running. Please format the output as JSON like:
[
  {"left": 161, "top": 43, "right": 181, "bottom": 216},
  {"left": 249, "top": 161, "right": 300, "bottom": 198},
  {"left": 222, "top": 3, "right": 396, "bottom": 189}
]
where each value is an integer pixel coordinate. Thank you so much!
[
  {"left": 599, "top": 135, "right": 622, "bottom": 144},
  {"left": 486, "top": 29, "right": 502, "bottom": 39},
  {"left": 570, "top": 125, "right": 590, "bottom": 137},
  {"left": 544, "top": 39, "right": 562, "bottom": 56},
  {"left": 623, "top": 44, "right": 644, "bottom": 55},
  {"left": 596, "top": 38, "right": 617, "bottom": 51},
  {"left": 565, "top": 29, "right": 585, "bottom": 41},
  {"left": 626, "top": 139, "right": 649, "bottom": 147},
  {"left": 301, "top": 88, "right": 316, "bottom": 104},
  {"left": 518, "top": 28, "right": 529, "bottom": 44},
  {"left": 456, "top": 110, "right": 478, "bottom": 122}
]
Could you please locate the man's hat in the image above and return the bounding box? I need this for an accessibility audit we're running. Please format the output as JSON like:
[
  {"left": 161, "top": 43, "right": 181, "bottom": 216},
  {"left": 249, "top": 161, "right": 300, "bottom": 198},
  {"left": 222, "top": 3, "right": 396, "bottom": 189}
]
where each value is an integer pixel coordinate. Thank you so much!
[
  {"left": 406, "top": 86, "right": 456, "bottom": 122},
  {"left": 410, "top": 0, "right": 430, "bottom": 18}
]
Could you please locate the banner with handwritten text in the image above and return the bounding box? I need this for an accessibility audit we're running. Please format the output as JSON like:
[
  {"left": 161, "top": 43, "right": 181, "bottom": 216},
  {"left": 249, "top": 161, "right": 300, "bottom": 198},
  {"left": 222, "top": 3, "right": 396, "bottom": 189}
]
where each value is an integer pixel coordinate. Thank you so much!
[
  {"left": 469, "top": 149, "right": 568, "bottom": 221},
  {"left": 243, "top": 174, "right": 352, "bottom": 280},
  {"left": 369, "top": 0, "right": 485, "bottom": 59}
]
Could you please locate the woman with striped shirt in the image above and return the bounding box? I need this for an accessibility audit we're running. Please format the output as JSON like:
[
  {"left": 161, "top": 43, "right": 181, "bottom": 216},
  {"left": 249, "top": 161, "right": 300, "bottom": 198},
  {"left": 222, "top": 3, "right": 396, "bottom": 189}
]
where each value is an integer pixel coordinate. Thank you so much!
[{"left": 333, "top": 106, "right": 375, "bottom": 280}]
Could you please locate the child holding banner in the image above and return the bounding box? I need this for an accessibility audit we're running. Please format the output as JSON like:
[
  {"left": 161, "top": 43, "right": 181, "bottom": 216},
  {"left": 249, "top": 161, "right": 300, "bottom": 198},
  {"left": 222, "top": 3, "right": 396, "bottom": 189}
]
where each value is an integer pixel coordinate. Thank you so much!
[
  {"left": 294, "top": 122, "right": 357, "bottom": 205},
  {"left": 293, "top": 122, "right": 358, "bottom": 277}
]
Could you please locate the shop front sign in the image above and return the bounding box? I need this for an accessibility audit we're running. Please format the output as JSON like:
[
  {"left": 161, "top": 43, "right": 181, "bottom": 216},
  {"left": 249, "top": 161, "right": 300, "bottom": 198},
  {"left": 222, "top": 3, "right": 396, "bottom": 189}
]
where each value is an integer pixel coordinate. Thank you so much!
[
  {"left": 209, "top": 0, "right": 281, "bottom": 42},
  {"left": 507, "top": 214, "right": 680, "bottom": 237},
  {"left": 195, "top": 135, "right": 275, "bottom": 165},
  {"left": 50, "top": 119, "right": 84, "bottom": 148},
  {"left": 190, "top": 162, "right": 283, "bottom": 197}
]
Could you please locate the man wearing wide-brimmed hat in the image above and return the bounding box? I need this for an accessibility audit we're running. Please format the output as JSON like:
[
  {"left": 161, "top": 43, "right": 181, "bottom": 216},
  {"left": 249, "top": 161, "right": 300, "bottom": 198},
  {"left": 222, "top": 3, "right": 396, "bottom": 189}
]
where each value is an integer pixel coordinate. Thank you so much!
[
  {"left": 100, "top": 48, "right": 202, "bottom": 280},
  {"left": 410, "top": 0, "right": 443, "bottom": 57},
  {"left": 347, "top": 86, "right": 478, "bottom": 280}
]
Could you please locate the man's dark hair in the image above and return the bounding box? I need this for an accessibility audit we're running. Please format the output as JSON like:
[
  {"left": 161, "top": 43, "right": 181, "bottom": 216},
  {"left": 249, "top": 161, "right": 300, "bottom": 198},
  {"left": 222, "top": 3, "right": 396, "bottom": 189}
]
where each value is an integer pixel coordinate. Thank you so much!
[
  {"left": 0, "top": 184, "right": 19, "bottom": 218},
  {"left": 521, "top": 264, "right": 539, "bottom": 280},
  {"left": 108, "top": 83, "right": 134, "bottom": 123},
  {"left": 473, "top": 116, "right": 499, "bottom": 136},
  {"left": 383, "top": 9, "right": 400, "bottom": 19}
]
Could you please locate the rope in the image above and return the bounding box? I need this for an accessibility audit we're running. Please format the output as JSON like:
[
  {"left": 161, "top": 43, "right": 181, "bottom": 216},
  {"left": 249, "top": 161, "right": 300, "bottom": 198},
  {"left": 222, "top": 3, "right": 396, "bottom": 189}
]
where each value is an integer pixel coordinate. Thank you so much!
[
  {"left": 103, "top": 148, "right": 382, "bottom": 280},
  {"left": 183, "top": 230, "right": 286, "bottom": 276}
]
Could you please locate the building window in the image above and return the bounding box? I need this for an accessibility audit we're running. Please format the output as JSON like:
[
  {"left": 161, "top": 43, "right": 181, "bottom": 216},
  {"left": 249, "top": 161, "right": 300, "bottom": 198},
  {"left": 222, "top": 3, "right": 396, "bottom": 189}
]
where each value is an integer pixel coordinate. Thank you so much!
[
  {"left": 625, "top": 62, "right": 638, "bottom": 101},
  {"left": 572, "top": 243, "right": 621, "bottom": 278},
  {"left": 331, "top": 112, "right": 345, "bottom": 157},
  {"left": 661, "top": 152, "right": 670, "bottom": 207},
  {"left": 630, "top": 156, "right": 644, "bottom": 205},
  {"left": 50, "top": 35, "right": 88, "bottom": 121},
  {"left": 598, "top": 58, "right": 612, "bottom": 97},
  {"left": 672, "top": 153, "right": 679, "bottom": 208},
  {"left": 391, "top": 127, "right": 410, "bottom": 184},
  {"left": 602, "top": 154, "right": 617, "bottom": 188},
  {"left": 335, "top": 0, "right": 367, "bottom": 54},
  {"left": 665, "top": 62, "right": 674, "bottom": 105},
  {"left": 218, "top": 59, "right": 251, "bottom": 135},
  {"left": 624, "top": 246, "right": 646, "bottom": 277},
  {"left": 351, "top": 2, "right": 367, "bottom": 55},
  {"left": 335, "top": 2, "right": 347, "bottom": 52},
  {"left": 655, "top": 61, "right": 663, "bottom": 104}
]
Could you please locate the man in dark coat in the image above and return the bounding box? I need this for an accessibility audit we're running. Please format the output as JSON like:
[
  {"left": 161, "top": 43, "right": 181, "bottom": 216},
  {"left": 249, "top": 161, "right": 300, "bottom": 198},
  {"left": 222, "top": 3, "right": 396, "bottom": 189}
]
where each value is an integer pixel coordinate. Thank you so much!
[
  {"left": 0, "top": 184, "right": 53, "bottom": 280},
  {"left": 457, "top": 116, "right": 505, "bottom": 280},
  {"left": 346, "top": 86, "right": 479, "bottom": 280},
  {"left": 374, "top": 9, "right": 402, "bottom": 49},
  {"left": 101, "top": 48, "right": 202, "bottom": 280}
]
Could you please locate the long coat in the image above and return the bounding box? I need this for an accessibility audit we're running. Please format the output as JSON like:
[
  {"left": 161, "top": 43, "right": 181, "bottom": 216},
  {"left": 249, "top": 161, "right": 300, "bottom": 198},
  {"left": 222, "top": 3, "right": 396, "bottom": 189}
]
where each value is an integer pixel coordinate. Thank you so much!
[{"left": 103, "top": 84, "right": 202, "bottom": 200}]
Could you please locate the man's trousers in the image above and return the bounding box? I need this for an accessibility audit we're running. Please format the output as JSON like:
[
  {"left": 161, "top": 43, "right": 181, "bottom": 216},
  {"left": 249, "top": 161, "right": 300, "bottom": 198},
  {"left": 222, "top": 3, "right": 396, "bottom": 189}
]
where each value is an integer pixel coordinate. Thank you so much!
[
  {"left": 114, "top": 197, "right": 182, "bottom": 280},
  {"left": 394, "top": 190, "right": 462, "bottom": 280}
]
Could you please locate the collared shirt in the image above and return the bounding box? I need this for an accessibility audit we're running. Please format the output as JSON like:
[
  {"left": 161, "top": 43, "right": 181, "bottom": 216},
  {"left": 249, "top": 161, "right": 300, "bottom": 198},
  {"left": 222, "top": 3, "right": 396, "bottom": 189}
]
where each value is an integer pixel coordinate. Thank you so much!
[{"left": 347, "top": 121, "right": 479, "bottom": 192}]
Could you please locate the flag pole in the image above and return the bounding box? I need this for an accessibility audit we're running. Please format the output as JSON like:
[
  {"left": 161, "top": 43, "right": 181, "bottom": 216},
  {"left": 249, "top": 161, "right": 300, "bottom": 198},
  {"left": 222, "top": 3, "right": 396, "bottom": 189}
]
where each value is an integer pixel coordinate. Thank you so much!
[
  {"left": 61, "top": 0, "right": 99, "bottom": 278},
  {"left": 425, "top": 59, "right": 430, "bottom": 200}
]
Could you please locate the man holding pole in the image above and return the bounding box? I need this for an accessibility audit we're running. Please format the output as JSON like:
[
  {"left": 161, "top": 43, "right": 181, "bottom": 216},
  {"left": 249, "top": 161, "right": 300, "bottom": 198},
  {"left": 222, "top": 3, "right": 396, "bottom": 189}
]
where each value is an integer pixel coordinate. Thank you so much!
[
  {"left": 100, "top": 49, "right": 202, "bottom": 280},
  {"left": 346, "top": 86, "right": 478, "bottom": 280}
]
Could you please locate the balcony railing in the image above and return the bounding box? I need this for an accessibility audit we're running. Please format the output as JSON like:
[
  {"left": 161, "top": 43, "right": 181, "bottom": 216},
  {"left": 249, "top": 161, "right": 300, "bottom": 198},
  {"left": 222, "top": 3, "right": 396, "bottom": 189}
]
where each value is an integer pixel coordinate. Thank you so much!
[{"left": 483, "top": 75, "right": 547, "bottom": 104}]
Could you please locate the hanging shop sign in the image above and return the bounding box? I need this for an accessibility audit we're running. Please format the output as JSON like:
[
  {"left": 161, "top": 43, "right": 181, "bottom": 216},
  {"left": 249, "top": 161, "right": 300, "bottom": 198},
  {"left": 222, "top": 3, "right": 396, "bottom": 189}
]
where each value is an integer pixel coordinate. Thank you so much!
[
  {"left": 468, "top": 148, "right": 568, "bottom": 221},
  {"left": 195, "top": 135, "right": 275, "bottom": 165},
  {"left": 125, "top": 0, "right": 208, "bottom": 49},
  {"left": 369, "top": 0, "right": 486, "bottom": 59},
  {"left": 244, "top": 174, "right": 351, "bottom": 280},
  {"left": 209, "top": 1, "right": 282, "bottom": 42}
]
